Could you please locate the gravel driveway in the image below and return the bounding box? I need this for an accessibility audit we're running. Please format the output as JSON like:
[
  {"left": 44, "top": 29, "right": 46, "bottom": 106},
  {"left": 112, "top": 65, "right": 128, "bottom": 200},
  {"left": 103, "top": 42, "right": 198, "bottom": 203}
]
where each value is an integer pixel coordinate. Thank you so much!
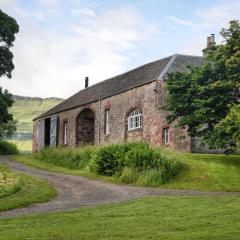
[{"left": 0, "top": 156, "right": 239, "bottom": 218}]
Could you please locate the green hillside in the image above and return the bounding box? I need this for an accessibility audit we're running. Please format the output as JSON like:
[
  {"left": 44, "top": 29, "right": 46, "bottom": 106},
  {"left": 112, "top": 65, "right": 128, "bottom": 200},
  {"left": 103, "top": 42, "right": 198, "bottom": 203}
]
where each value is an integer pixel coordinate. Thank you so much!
[{"left": 10, "top": 95, "right": 63, "bottom": 140}]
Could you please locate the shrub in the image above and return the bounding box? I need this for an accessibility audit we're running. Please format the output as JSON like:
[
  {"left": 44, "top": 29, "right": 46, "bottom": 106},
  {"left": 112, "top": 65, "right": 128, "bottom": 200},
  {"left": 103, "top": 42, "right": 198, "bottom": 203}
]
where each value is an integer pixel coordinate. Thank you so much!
[
  {"left": 0, "top": 141, "right": 19, "bottom": 155},
  {"left": 89, "top": 143, "right": 128, "bottom": 176},
  {"left": 90, "top": 142, "right": 182, "bottom": 186}
]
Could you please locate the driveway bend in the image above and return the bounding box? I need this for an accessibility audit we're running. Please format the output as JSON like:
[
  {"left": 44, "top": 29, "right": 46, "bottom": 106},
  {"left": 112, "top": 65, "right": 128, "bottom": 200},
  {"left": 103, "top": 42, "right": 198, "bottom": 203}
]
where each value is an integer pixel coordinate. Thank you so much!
[{"left": 0, "top": 156, "right": 239, "bottom": 218}]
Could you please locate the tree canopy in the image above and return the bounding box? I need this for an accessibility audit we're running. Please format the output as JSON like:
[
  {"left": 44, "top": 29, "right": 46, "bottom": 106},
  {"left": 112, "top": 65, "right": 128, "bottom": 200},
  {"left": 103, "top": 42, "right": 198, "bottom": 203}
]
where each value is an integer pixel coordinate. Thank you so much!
[
  {"left": 0, "top": 9, "right": 19, "bottom": 78},
  {"left": 164, "top": 20, "right": 240, "bottom": 151},
  {"left": 0, "top": 10, "right": 19, "bottom": 140}
]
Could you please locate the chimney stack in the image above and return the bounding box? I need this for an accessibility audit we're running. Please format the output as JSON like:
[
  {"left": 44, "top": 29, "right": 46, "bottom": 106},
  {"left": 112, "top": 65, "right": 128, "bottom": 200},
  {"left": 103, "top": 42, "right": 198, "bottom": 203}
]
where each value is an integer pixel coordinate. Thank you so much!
[
  {"left": 202, "top": 34, "right": 216, "bottom": 56},
  {"left": 85, "top": 77, "right": 89, "bottom": 88}
]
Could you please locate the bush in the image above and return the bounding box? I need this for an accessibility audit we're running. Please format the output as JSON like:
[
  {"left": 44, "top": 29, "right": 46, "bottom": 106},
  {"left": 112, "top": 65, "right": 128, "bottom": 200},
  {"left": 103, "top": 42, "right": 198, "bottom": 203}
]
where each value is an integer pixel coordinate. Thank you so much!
[
  {"left": 0, "top": 141, "right": 19, "bottom": 155},
  {"left": 90, "top": 142, "right": 182, "bottom": 186}
]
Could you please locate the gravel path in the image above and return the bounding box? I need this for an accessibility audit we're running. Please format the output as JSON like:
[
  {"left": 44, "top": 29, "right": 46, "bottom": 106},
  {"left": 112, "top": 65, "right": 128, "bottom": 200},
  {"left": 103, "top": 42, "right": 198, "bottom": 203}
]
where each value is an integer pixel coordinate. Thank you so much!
[{"left": 0, "top": 156, "right": 239, "bottom": 218}]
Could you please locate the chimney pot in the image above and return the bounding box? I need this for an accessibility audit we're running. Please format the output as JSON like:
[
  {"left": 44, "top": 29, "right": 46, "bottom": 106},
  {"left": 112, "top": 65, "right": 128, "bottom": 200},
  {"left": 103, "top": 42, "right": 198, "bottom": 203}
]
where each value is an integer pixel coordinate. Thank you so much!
[
  {"left": 85, "top": 77, "right": 89, "bottom": 88},
  {"left": 203, "top": 34, "right": 216, "bottom": 56}
]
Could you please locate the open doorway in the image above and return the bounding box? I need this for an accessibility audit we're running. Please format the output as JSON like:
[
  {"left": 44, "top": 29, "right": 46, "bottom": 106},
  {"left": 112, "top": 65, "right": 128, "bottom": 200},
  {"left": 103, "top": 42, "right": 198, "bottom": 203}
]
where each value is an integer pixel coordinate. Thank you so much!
[
  {"left": 76, "top": 108, "right": 95, "bottom": 146},
  {"left": 44, "top": 118, "right": 51, "bottom": 147}
]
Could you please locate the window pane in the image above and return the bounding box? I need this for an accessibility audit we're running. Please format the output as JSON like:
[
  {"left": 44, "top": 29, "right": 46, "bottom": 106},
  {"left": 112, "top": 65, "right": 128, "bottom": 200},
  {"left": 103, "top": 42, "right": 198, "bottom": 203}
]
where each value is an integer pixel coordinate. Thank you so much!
[
  {"left": 105, "top": 109, "right": 110, "bottom": 135},
  {"left": 128, "top": 109, "right": 142, "bottom": 130},
  {"left": 64, "top": 122, "right": 68, "bottom": 145},
  {"left": 163, "top": 128, "right": 169, "bottom": 144}
]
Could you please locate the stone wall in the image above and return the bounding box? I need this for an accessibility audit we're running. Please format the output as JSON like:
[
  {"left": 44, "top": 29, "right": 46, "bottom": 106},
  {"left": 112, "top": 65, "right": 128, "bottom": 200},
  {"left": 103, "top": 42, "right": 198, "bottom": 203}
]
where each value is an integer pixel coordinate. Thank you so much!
[{"left": 33, "top": 80, "right": 191, "bottom": 152}]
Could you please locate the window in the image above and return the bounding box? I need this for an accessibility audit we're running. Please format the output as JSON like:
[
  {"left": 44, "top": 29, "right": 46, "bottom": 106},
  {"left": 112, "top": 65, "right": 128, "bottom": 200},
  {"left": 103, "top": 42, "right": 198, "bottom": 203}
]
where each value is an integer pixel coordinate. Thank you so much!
[
  {"left": 63, "top": 121, "right": 68, "bottom": 145},
  {"left": 128, "top": 109, "right": 142, "bottom": 130},
  {"left": 105, "top": 109, "right": 110, "bottom": 135},
  {"left": 163, "top": 128, "right": 169, "bottom": 145}
]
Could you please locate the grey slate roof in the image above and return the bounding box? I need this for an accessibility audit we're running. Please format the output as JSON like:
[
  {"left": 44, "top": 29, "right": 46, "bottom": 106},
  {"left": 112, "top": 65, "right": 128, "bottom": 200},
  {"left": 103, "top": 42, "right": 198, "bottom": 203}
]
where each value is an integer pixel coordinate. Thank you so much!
[{"left": 34, "top": 54, "right": 203, "bottom": 120}]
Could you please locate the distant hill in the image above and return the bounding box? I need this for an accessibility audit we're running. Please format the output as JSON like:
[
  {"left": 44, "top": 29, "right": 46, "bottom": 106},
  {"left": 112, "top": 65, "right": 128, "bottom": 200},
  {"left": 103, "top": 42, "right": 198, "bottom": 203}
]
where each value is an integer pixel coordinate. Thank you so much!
[{"left": 10, "top": 95, "right": 63, "bottom": 140}]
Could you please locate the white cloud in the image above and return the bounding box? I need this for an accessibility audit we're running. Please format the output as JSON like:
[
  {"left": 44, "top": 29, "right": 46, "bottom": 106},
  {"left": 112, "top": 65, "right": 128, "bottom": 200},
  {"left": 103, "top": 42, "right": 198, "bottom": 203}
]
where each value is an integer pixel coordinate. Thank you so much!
[
  {"left": 0, "top": 5, "right": 157, "bottom": 98},
  {"left": 196, "top": 0, "right": 240, "bottom": 27},
  {"left": 167, "top": 16, "right": 198, "bottom": 28},
  {"left": 71, "top": 8, "right": 96, "bottom": 18}
]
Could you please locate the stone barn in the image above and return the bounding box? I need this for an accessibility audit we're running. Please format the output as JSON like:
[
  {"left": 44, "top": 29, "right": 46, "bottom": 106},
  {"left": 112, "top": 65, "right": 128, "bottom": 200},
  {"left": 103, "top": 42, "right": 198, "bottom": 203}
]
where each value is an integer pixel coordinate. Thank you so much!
[{"left": 32, "top": 54, "right": 203, "bottom": 152}]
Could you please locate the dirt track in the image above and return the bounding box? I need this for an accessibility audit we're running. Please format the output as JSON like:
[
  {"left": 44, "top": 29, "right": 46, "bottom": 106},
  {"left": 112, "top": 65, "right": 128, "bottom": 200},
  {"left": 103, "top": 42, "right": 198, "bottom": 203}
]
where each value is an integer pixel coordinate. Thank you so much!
[{"left": 0, "top": 156, "right": 238, "bottom": 218}]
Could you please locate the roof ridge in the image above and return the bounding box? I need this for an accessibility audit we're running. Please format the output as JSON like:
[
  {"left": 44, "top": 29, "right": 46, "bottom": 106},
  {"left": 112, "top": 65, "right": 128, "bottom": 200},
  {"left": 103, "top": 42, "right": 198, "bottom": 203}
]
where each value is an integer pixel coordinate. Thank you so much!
[{"left": 158, "top": 54, "right": 178, "bottom": 80}]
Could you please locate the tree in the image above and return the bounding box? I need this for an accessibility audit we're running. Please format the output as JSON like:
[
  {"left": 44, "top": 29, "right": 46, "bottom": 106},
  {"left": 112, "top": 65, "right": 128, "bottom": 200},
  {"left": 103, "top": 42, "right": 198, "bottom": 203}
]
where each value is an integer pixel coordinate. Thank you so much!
[
  {"left": 164, "top": 20, "right": 240, "bottom": 150},
  {"left": 0, "top": 10, "right": 19, "bottom": 140},
  {"left": 207, "top": 104, "right": 240, "bottom": 152},
  {"left": 0, "top": 88, "right": 16, "bottom": 140}
]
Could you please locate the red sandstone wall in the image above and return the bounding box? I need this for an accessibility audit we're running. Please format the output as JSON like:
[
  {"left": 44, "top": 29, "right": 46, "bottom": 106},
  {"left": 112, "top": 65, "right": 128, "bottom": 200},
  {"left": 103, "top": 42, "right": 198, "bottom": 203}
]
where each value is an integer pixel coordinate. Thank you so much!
[{"left": 32, "top": 80, "right": 191, "bottom": 152}]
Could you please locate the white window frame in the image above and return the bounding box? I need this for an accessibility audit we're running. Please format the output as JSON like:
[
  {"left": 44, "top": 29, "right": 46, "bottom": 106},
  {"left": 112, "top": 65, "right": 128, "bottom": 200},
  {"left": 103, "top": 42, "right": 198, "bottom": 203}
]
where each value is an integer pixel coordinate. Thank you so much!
[
  {"left": 163, "top": 128, "right": 169, "bottom": 145},
  {"left": 63, "top": 121, "right": 68, "bottom": 145},
  {"left": 128, "top": 109, "right": 142, "bottom": 131},
  {"left": 105, "top": 109, "right": 110, "bottom": 135}
]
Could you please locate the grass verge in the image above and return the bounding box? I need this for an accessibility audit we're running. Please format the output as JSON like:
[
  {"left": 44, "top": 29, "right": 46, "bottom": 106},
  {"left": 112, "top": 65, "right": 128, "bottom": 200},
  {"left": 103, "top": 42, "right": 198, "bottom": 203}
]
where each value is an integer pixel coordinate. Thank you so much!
[
  {"left": 15, "top": 152, "right": 240, "bottom": 192},
  {"left": 0, "top": 195, "right": 240, "bottom": 239},
  {"left": 0, "top": 170, "right": 57, "bottom": 212},
  {"left": 0, "top": 164, "right": 21, "bottom": 198}
]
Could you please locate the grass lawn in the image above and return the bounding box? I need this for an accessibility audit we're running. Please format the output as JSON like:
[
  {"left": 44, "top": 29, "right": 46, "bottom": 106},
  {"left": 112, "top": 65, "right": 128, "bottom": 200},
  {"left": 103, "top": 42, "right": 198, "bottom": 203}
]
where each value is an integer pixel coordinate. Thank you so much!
[
  {"left": 0, "top": 169, "right": 56, "bottom": 212},
  {"left": 15, "top": 152, "right": 240, "bottom": 192},
  {"left": 0, "top": 195, "right": 240, "bottom": 240}
]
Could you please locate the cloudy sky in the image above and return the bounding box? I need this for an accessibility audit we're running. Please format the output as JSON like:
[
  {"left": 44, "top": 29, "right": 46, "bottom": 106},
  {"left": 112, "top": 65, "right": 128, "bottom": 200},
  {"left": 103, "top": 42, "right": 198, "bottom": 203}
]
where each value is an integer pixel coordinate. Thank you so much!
[{"left": 1, "top": 0, "right": 240, "bottom": 98}]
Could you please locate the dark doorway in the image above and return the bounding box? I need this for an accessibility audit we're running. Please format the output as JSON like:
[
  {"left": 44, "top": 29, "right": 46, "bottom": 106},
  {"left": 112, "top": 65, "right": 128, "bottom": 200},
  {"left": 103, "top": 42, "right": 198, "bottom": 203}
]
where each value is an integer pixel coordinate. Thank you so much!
[
  {"left": 76, "top": 108, "right": 95, "bottom": 146},
  {"left": 44, "top": 118, "right": 51, "bottom": 147}
]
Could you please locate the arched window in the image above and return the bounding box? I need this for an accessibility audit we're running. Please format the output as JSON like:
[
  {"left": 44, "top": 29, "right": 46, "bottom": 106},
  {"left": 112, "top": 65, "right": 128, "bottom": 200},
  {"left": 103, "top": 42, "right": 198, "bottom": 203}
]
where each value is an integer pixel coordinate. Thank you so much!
[{"left": 128, "top": 109, "right": 142, "bottom": 130}]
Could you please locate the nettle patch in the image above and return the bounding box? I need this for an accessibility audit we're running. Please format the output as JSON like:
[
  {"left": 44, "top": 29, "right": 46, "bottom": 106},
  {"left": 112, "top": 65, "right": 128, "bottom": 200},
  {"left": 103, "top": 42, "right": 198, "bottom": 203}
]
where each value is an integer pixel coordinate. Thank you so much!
[{"left": 35, "top": 142, "right": 182, "bottom": 187}]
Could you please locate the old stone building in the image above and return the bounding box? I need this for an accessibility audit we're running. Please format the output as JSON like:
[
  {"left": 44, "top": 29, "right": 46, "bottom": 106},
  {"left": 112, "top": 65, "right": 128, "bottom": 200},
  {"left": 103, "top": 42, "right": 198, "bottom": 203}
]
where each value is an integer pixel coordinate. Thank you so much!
[{"left": 32, "top": 54, "right": 203, "bottom": 152}]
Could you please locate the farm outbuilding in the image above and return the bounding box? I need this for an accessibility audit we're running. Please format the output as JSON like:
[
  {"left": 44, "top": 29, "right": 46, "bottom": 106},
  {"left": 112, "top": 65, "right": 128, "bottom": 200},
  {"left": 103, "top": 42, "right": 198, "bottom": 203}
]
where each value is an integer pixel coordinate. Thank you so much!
[{"left": 33, "top": 53, "right": 205, "bottom": 152}]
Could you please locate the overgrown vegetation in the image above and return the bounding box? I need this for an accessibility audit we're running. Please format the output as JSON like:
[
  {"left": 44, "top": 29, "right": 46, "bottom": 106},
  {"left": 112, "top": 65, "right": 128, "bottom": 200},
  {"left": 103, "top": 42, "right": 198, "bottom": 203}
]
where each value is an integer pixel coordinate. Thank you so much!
[
  {"left": 34, "top": 142, "right": 182, "bottom": 186},
  {"left": 0, "top": 164, "right": 21, "bottom": 198},
  {"left": 0, "top": 141, "right": 19, "bottom": 155}
]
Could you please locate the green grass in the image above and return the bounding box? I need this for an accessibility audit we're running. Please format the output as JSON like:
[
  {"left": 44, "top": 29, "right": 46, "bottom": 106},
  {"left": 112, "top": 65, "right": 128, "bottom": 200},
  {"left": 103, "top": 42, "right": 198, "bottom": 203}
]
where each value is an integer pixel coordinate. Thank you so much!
[
  {"left": 0, "top": 196, "right": 240, "bottom": 239},
  {"left": 8, "top": 140, "right": 32, "bottom": 153},
  {"left": 15, "top": 152, "right": 240, "bottom": 192},
  {"left": 0, "top": 165, "right": 21, "bottom": 198},
  {"left": 15, "top": 154, "right": 122, "bottom": 184},
  {"left": 0, "top": 169, "right": 56, "bottom": 212},
  {"left": 10, "top": 96, "right": 63, "bottom": 134}
]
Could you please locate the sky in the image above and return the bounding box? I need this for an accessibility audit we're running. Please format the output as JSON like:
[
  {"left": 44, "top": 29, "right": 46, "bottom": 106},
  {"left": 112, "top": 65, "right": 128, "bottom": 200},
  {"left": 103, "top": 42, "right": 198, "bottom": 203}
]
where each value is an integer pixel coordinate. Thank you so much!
[{"left": 0, "top": 0, "right": 240, "bottom": 98}]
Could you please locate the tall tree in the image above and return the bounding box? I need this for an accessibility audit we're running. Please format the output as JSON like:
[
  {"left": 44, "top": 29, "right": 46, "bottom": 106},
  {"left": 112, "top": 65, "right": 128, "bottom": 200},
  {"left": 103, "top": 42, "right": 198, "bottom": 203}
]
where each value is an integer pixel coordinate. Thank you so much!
[
  {"left": 0, "top": 10, "right": 19, "bottom": 140},
  {"left": 164, "top": 20, "right": 240, "bottom": 151}
]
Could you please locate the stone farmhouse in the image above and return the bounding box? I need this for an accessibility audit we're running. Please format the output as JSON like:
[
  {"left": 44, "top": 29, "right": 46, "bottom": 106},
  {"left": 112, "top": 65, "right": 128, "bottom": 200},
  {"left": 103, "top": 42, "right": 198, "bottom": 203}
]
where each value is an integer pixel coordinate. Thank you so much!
[{"left": 32, "top": 52, "right": 206, "bottom": 153}]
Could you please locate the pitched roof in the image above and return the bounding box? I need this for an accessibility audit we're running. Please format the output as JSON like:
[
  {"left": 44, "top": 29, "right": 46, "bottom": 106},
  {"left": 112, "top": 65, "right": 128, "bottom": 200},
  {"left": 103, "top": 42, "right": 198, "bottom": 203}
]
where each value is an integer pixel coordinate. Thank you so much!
[{"left": 34, "top": 54, "right": 203, "bottom": 120}]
